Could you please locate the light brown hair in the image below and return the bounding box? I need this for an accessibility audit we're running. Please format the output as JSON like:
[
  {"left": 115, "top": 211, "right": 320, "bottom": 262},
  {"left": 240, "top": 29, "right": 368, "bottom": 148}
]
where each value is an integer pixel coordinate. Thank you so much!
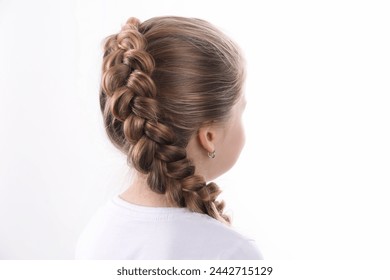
[{"left": 99, "top": 16, "right": 244, "bottom": 223}]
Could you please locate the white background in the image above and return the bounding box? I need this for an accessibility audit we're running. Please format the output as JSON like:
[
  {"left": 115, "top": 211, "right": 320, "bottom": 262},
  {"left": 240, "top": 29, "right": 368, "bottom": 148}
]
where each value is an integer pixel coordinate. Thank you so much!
[{"left": 0, "top": 0, "right": 389, "bottom": 259}]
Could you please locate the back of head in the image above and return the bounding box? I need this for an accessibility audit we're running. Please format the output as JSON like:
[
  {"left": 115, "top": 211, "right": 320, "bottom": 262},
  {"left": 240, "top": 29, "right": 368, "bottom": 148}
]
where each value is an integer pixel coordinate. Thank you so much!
[{"left": 99, "top": 16, "right": 245, "bottom": 224}]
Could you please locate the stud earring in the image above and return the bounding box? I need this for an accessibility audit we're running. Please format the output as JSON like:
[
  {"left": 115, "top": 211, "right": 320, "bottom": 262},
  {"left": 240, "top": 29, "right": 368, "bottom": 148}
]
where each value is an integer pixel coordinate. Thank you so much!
[{"left": 208, "top": 150, "right": 216, "bottom": 159}]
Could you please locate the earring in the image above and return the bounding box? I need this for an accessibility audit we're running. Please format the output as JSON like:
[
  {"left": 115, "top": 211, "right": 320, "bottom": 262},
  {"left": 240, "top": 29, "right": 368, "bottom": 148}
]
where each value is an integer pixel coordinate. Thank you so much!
[{"left": 208, "top": 150, "right": 216, "bottom": 159}]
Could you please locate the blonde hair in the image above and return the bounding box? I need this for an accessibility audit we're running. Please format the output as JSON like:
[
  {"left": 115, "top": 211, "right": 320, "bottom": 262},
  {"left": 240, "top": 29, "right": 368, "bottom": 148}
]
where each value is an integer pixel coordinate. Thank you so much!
[{"left": 99, "top": 17, "right": 244, "bottom": 224}]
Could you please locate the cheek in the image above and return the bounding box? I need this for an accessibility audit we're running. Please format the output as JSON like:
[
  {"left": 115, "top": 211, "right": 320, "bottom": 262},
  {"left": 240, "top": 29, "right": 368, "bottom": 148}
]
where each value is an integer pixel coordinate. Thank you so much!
[
  {"left": 210, "top": 118, "right": 245, "bottom": 180},
  {"left": 222, "top": 119, "right": 245, "bottom": 170},
  {"left": 235, "top": 120, "right": 246, "bottom": 156}
]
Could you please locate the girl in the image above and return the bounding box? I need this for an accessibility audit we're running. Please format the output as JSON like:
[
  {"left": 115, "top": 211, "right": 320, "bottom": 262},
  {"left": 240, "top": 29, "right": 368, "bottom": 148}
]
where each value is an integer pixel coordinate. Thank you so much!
[{"left": 75, "top": 16, "right": 262, "bottom": 260}]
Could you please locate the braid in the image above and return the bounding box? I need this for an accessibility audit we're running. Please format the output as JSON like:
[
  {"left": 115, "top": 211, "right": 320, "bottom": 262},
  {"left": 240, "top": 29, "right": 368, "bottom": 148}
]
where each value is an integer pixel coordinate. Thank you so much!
[{"left": 100, "top": 17, "right": 242, "bottom": 224}]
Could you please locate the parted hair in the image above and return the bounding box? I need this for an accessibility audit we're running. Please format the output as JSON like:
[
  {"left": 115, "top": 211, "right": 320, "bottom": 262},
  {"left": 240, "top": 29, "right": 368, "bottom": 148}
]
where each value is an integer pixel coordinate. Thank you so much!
[{"left": 99, "top": 16, "right": 244, "bottom": 224}]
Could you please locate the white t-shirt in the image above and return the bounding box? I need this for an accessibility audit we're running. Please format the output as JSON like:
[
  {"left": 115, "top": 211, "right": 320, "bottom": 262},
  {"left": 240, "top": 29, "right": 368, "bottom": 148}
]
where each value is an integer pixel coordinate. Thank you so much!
[{"left": 75, "top": 195, "right": 263, "bottom": 260}]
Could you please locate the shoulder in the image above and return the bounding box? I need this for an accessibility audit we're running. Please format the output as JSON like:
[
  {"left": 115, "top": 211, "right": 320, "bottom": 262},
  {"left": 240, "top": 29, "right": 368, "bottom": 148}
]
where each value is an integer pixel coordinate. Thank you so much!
[
  {"left": 75, "top": 196, "right": 263, "bottom": 260},
  {"left": 180, "top": 213, "right": 263, "bottom": 260}
]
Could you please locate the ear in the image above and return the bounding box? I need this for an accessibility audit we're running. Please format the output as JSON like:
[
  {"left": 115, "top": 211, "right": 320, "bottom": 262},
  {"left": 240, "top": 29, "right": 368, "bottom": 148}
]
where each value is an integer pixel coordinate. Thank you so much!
[{"left": 197, "top": 125, "right": 217, "bottom": 153}]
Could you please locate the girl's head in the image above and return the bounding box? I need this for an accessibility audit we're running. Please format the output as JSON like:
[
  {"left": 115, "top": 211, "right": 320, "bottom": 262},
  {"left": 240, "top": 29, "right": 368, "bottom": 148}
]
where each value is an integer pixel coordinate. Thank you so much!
[{"left": 100, "top": 16, "right": 246, "bottom": 223}]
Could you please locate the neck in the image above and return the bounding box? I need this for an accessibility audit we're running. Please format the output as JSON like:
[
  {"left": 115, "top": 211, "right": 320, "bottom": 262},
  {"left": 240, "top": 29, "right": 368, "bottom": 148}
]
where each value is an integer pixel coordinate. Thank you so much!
[{"left": 119, "top": 172, "right": 172, "bottom": 207}]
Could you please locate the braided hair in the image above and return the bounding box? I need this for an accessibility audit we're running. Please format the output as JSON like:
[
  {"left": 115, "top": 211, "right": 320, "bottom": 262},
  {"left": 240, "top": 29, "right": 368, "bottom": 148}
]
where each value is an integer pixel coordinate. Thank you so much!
[{"left": 99, "top": 17, "right": 244, "bottom": 224}]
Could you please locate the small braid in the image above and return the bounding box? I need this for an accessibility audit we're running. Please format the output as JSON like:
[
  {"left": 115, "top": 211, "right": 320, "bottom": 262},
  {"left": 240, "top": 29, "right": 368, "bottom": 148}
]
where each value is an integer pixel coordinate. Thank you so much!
[{"left": 100, "top": 17, "right": 244, "bottom": 224}]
